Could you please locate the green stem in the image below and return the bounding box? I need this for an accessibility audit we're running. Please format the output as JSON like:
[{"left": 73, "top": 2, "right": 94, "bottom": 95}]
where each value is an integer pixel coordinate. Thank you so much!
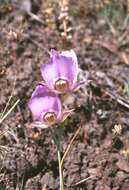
[
  {"left": 57, "top": 148, "right": 64, "bottom": 190},
  {"left": 51, "top": 128, "right": 64, "bottom": 190}
]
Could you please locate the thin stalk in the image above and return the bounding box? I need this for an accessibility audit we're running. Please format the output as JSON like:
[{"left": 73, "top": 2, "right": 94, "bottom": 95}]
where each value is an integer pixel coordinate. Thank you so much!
[
  {"left": 57, "top": 147, "right": 64, "bottom": 190},
  {"left": 51, "top": 128, "right": 64, "bottom": 190}
]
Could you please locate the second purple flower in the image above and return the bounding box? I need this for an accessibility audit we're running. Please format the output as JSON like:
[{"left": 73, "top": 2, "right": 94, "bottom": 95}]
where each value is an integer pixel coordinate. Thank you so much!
[
  {"left": 28, "top": 84, "right": 72, "bottom": 128},
  {"left": 40, "top": 49, "right": 81, "bottom": 94}
]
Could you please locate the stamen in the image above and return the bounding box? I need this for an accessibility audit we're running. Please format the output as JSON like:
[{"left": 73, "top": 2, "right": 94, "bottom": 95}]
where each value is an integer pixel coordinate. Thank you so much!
[
  {"left": 43, "top": 112, "right": 56, "bottom": 123},
  {"left": 55, "top": 79, "right": 69, "bottom": 93}
]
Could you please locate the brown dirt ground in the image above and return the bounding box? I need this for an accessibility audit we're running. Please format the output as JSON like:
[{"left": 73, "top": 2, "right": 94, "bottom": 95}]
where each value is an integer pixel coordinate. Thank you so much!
[{"left": 0, "top": 1, "right": 129, "bottom": 190}]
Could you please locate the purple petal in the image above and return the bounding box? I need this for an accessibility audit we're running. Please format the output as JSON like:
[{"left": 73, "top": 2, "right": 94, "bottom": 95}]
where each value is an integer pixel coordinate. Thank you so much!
[
  {"left": 28, "top": 85, "right": 62, "bottom": 120},
  {"left": 40, "top": 58, "right": 59, "bottom": 89},
  {"left": 52, "top": 49, "right": 78, "bottom": 84},
  {"left": 60, "top": 50, "right": 78, "bottom": 84},
  {"left": 40, "top": 49, "right": 78, "bottom": 90},
  {"left": 50, "top": 49, "right": 59, "bottom": 57},
  {"left": 61, "top": 50, "right": 78, "bottom": 65}
]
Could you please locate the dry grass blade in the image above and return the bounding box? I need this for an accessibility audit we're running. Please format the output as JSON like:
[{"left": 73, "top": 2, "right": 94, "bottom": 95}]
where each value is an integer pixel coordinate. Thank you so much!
[
  {"left": 0, "top": 130, "right": 9, "bottom": 160},
  {"left": 1, "top": 76, "right": 16, "bottom": 119},
  {"left": 71, "top": 176, "right": 95, "bottom": 187},
  {"left": 61, "top": 125, "right": 81, "bottom": 166},
  {"left": 95, "top": 40, "right": 129, "bottom": 65},
  {"left": 0, "top": 145, "right": 8, "bottom": 161},
  {"left": 105, "top": 16, "right": 117, "bottom": 37},
  {"left": 0, "top": 99, "right": 20, "bottom": 124},
  {"left": 0, "top": 145, "right": 8, "bottom": 151},
  {"left": 0, "top": 130, "right": 8, "bottom": 137}
]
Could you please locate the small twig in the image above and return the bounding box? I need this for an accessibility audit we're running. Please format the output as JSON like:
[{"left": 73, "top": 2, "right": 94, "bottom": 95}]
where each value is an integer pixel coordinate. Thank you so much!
[
  {"left": 15, "top": 0, "right": 46, "bottom": 26},
  {"left": 61, "top": 125, "right": 81, "bottom": 166},
  {"left": 106, "top": 90, "right": 129, "bottom": 110},
  {"left": 71, "top": 175, "right": 95, "bottom": 187},
  {"left": 90, "top": 82, "right": 129, "bottom": 110},
  {"left": 27, "top": 11, "right": 45, "bottom": 25}
]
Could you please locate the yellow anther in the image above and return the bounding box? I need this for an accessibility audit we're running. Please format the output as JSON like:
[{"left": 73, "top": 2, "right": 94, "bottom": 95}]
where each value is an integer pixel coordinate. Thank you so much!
[
  {"left": 55, "top": 79, "right": 69, "bottom": 93},
  {"left": 43, "top": 112, "right": 56, "bottom": 123}
]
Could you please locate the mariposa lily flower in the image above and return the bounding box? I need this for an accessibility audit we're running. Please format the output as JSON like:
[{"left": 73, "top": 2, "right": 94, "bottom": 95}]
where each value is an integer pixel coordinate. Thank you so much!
[
  {"left": 28, "top": 84, "right": 73, "bottom": 128},
  {"left": 40, "top": 49, "right": 83, "bottom": 94}
]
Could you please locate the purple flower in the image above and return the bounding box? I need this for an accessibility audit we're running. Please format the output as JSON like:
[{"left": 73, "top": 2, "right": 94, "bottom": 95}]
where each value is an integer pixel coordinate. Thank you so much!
[
  {"left": 40, "top": 49, "right": 82, "bottom": 94},
  {"left": 28, "top": 84, "right": 72, "bottom": 128}
]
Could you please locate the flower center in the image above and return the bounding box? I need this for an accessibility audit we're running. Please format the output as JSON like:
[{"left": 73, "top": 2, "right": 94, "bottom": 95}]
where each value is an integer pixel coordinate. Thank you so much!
[
  {"left": 43, "top": 112, "right": 56, "bottom": 123},
  {"left": 55, "top": 79, "right": 69, "bottom": 93}
]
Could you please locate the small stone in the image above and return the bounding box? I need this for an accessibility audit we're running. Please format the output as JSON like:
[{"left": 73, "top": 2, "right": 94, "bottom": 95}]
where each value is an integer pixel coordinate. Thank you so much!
[{"left": 116, "top": 158, "right": 129, "bottom": 173}]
